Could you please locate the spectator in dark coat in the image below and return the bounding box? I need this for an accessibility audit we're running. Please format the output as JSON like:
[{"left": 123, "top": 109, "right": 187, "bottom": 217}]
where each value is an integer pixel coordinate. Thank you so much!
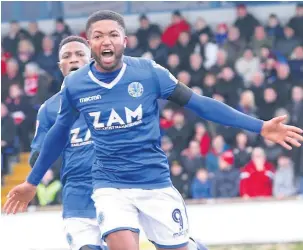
[
  {"left": 1, "top": 58, "right": 23, "bottom": 101},
  {"left": 271, "top": 63, "right": 293, "bottom": 107},
  {"left": 257, "top": 87, "right": 279, "bottom": 121},
  {"left": 1, "top": 103, "right": 17, "bottom": 176},
  {"left": 248, "top": 71, "right": 265, "bottom": 107},
  {"left": 191, "top": 17, "right": 213, "bottom": 45},
  {"left": 124, "top": 34, "right": 145, "bottom": 58},
  {"left": 145, "top": 33, "right": 169, "bottom": 67},
  {"left": 265, "top": 14, "right": 284, "bottom": 41},
  {"left": 234, "top": 4, "right": 260, "bottom": 42},
  {"left": 212, "top": 150, "right": 240, "bottom": 198},
  {"left": 233, "top": 132, "right": 252, "bottom": 169},
  {"left": 287, "top": 86, "right": 303, "bottom": 177},
  {"left": 16, "top": 39, "right": 36, "bottom": 73},
  {"left": 136, "top": 14, "right": 162, "bottom": 51},
  {"left": 171, "top": 31, "right": 195, "bottom": 70},
  {"left": 202, "top": 73, "right": 217, "bottom": 98},
  {"left": 216, "top": 67, "right": 244, "bottom": 108},
  {"left": 166, "top": 111, "right": 193, "bottom": 155},
  {"left": 181, "top": 140, "right": 205, "bottom": 180},
  {"left": 287, "top": 3, "right": 303, "bottom": 42},
  {"left": 250, "top": 26, "right": 273, "bottom": 57},
  {"left": 35, "top": 36, "right": 58, "bottom": 82},
  {"left": 223, "top": 26, "right": 246, "bottom": 65},
  {"left": 275, "top": 26, "right": 301, "bottom": 59},
  {"left": 5, "top": 84, "right": 35, "bottom": 152},
  {"left": 27, "top": 22, "right": 45, "bottom": 56},
  {"left": 262, "top": 139, "right": 283, "bottom": 166},
  {"left": 161, "top": 136, "right": 178, "bottom": 166},
  {"left": 287, "top": 86, "right": 303, "bottom": 128},
  {"left": 166, "top": 54, "right": 181, "bottom": 77},
  {"left": 273, "top": 154, "right": 296, "bottom": 198},
  {"left": 288, "top": 46, "right": 303, "bottom": 83},
  {"left": 52, "top": 18, "right": 72, "bottom": 54},
  {"left": 170, "top": 161, "right": 190, "bottom": 199},
  {"left": 188, "top": 53, "right": 206, "bottom": 87},
  {"left": 2, "top": 20, "right": 30, "bottom": 56}
]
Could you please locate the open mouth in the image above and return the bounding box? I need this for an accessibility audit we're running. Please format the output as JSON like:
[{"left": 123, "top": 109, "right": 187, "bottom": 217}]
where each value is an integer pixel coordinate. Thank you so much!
[
  {"left": 70, "top": 67, "right": 79, "bottom": 72},
  {"left": 101, "top": 50, "right": 114, "bottom": 57}
]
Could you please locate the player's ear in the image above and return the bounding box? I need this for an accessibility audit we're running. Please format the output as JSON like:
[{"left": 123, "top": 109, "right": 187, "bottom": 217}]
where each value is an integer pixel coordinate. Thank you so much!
[
  {"left": 58, "top": 61, "right": 62, "bottom": 71},
  {"left": 124, "top": 36, "right": 128, "bottom": 49}
]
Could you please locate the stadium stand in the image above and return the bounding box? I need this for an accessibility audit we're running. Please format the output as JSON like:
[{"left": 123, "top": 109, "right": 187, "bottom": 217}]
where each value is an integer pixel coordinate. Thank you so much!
[{"left": 1, "top": 1, "right": 303, "bottom": 207}]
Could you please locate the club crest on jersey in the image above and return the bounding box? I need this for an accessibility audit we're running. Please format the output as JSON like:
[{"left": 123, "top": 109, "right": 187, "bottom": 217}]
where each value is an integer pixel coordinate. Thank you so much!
[{"left": 128, "top": 82, "right": 143, "bottom": 98}]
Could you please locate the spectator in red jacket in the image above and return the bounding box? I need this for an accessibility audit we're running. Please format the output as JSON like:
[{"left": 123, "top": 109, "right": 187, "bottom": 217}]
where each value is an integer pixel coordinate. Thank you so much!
[
  {"left": 240, "top": 147, "right": 275, "bottom": 198},
  {"left": 162, "top": 10, "right": 190, "bottom": 48},
  {"left": 193, "top": 122, "right": 211, "bottom": 157},
  {"left": 160, "top": 107, "right": 174, "bottom": 130}
]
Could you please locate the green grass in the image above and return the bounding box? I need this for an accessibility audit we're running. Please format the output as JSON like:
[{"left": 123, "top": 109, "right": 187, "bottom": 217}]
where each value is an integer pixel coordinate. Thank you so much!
[{"left": 209, "top": 243, "right": 303, "bottom": 250}]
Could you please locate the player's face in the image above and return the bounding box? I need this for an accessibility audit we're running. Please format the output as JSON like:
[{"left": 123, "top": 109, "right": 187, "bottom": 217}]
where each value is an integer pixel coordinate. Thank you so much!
[
  {"left": 58, "top": 41, "right": 91, "bottom": 77},
  {"left": 88, "top": 20, "right": 127, "bottom": 72}
]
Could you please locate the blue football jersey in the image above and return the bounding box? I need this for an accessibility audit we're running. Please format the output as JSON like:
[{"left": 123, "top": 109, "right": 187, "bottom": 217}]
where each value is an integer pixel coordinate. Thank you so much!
[
  {"left": 58, "top": 56, "right": 178, "bottom": 189},
  {"left": 31, "top": 93, "right": 96, "bottom": 218}
]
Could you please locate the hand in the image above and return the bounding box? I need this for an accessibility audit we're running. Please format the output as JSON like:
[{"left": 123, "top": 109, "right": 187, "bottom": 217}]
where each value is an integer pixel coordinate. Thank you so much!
[
  {"left": 1, "top": 140, "right": 7, "bottom": 147},
  {"left": 243, "top": 194, "right": 250, "bottom": 200},
  {"left": 261, "top": 115, "right": 303, "bottom": 150},
  {"left": 3, "top": 181, "right": 37, "bottom": 214}
]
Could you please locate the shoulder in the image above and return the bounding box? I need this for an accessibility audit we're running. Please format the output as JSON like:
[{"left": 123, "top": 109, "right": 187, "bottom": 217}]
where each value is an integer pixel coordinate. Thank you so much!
[
  {"left": 123, "top": 56, "right": 154, "bottom": 70},
  {"left": 63, "top": 63, "right": 91, "bottom": 88},
  {"left": 45, "top": 93, "right": 60, "bottom": 106},
  {"left": 38, "top": 93, "right": 60, "bottom": 119}
]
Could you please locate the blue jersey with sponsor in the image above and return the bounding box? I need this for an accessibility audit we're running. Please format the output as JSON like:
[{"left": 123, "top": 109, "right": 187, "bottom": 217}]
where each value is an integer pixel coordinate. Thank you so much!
[
  {"left": 31, "top": 93, "right": 96, "bottom": 218},
  {"left": 57, "top": 56, "right": 178, "bottom": 189}
]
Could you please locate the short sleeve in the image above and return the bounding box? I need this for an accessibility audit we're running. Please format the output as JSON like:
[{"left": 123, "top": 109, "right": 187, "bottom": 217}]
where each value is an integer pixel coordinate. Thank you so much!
[
  {"left": 31, "top": 104, "right": 51, "bottom": 150},
  {"left": 151, "top": 61, "right": 178, "bottom": 99},
  {"left": 57, "top": 79, "right": 79, "bottom": 127}
]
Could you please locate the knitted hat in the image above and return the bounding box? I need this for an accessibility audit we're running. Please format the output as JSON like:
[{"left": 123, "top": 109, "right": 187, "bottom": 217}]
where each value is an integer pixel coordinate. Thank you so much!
[{"left": 220, "top": 150, "right": 234, "bottom": 165}]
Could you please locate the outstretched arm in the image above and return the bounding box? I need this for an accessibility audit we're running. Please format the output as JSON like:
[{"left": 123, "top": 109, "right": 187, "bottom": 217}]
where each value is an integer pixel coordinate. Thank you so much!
[
  {"left": 171, "top": 83, "right": 303, "bottom": 150},
  {"left": 152, "top": 61, "right": 303, "bottom": 150},
  {"left": 29, "top": 103, "right": 52, "bottom": 168},
  {"left": 4, "top": 83, "right": 79, "bottom": 214},
  {"left": 185, "top": 92, "right": 263, "bottom": 133},
  {"left": 27, "top": 84, "right": 78, "bottom": 185}
]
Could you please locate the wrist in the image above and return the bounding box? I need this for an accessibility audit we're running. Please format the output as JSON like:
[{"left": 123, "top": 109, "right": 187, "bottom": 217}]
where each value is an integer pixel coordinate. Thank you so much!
[{"left": 26, "top": 176, "right": 39, "bottom": 186}]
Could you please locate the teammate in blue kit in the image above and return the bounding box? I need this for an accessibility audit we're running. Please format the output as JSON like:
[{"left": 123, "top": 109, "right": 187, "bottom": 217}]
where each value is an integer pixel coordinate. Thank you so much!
[
  {"left": 29, "top": 36, "right": 103, "bottom": 250},
  {"left": 5, "top": 10, "right": 303, "bottom": 250}
]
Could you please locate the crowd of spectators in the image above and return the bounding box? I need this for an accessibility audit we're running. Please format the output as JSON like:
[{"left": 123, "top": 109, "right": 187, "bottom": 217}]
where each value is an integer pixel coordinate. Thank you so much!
[{"left": 2, "top": 4, "right": 303, "bottom": 205}]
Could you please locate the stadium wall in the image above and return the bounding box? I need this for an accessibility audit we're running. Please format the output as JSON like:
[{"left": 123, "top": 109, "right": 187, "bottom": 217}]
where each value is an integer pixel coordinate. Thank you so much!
[
  {"left": 1, "top": 198, "right": 302, "bottom": 250},
  {"left": 1, "top": 2, "right": 298, "bottom": 35}
]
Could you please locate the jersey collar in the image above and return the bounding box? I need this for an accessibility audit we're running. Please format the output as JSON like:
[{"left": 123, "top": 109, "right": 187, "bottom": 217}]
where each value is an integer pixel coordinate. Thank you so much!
[{"left": 88, "top": 62, "right": 127, "bottom": 89}]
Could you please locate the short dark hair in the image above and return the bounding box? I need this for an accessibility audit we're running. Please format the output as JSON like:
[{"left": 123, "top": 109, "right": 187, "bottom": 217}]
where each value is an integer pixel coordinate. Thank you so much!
[
  {"left": 86, "top": 10, "right": 126, "bottom": 35},
  {"left": 139, "top": 14, "right": 148, "bottom": 21},
  {"left": 59, "top": 36, "right": 89, "bottom": 52},
  {"left": 56, "top": 17, "right": 65, "bottom": 24}
]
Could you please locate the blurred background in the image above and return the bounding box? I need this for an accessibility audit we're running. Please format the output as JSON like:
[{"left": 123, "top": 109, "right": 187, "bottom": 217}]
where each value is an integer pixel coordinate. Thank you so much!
[{"left": 1, "top": 1, "right": 303, "bottom": 250}]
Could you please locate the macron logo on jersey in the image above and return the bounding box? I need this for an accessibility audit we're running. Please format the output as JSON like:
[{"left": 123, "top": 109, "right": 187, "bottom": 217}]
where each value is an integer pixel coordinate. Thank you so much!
[{"left": 79, "top": 95, "right": 101, "bottom": 103}]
